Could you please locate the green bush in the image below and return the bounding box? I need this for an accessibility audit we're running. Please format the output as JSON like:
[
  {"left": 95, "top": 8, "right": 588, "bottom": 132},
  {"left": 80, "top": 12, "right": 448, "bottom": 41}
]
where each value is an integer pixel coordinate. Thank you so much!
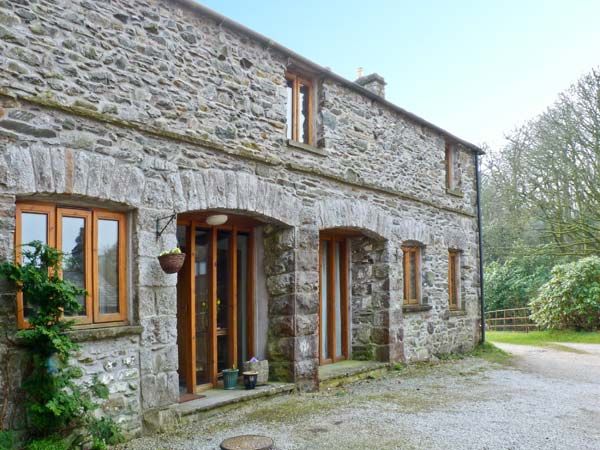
[
  {"left": 484, "top": 255, "right": 555, "bottom": 311},
  {"left": 26, "top": 436, "right": 68, "bottom": 450},
  {"left": 89, "top": 417, "right": 124, "bottom": 450},
  {"left": 0, "top": 430, "right": 18, "bottom": 450},
  {"left": 530, "top": 256, "right": 600, "bottom": 331},
  {"left": 0, "top": 242, "right": 122, "bottom": 448}
]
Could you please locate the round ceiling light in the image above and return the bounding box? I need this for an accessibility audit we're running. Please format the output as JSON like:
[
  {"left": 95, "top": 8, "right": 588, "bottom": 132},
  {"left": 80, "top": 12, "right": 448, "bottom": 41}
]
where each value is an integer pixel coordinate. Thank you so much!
[{"left": 206, "top": 214, "right": 228, "bottom": 226}]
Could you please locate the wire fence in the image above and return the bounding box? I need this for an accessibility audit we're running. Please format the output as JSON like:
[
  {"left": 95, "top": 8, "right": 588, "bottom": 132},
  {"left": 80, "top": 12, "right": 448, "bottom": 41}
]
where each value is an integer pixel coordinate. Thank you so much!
[{"left": 485, "top": 307, "right": 537, "bottom": 332}]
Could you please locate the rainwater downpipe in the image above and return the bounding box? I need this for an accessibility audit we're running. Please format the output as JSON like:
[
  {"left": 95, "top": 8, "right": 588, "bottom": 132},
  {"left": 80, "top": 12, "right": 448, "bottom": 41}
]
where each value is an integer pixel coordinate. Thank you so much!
[{"left": 475, "top": 152, "right": 485, "bottom": 343}]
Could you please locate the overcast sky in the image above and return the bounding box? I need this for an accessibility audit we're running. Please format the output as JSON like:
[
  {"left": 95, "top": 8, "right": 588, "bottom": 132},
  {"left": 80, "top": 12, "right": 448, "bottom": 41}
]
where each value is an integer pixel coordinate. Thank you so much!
[{"left": 199, "top": 0, "right": 600, "bottom": 150}]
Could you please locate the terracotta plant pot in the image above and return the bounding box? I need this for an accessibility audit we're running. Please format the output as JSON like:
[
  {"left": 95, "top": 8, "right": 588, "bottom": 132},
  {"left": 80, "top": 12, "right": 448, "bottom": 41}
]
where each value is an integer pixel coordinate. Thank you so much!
[{"left": 157, "top": 253, "right": 186, "bottom": 274}]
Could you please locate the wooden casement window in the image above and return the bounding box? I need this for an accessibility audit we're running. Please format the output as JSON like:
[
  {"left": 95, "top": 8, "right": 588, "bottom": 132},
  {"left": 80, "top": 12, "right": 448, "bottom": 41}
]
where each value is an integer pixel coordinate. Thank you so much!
[
  {"left": 285, "top": 72, "right": 314, "bottom": 145},
  {"left": 445, "top": 141, "right": 460, "bottom": 190},
  {"left": 402, "top": 246, "right": 421, "bottom": 305},
  {"left": 15, "top": 203, "right": 127, "bottom": 328},
  {"left": 448, "top": 250, "right": 461, "bottom": 310}
]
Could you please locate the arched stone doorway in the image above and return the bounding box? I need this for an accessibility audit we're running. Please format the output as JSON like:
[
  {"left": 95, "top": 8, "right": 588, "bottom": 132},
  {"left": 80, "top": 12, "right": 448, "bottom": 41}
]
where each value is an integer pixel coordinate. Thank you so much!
[
  {"left": 175, "top": 209, "right": 291, "bottom": 395},
  {"left": 318, "top": 228, "right": 396, "bottom": 365}
]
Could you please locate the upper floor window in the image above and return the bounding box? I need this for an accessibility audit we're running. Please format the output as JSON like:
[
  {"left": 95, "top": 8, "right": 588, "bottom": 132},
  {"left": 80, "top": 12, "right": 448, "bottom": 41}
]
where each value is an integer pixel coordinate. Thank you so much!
[
  {"left": 448, "top": 249, "right": 461, "bottom": 310},
  {"left": 15, "top": 202, "right": 127, "bottom": 328},
  {"left": 402, "top": 245, "right": 422, "bottom": 305},
  {"left": 285, "top": 72, "right": 314, "bottom": 145},
  {"left": 445, "top": 141, "right": 461, "bottom": 192}
]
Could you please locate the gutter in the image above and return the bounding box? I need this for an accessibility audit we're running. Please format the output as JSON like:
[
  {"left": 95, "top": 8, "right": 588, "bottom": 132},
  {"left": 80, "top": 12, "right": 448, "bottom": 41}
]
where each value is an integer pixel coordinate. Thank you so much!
[
  {"left": 171, "top": 0, "right": 484, "bottom": 155},
  {"left": 474, "top": 152, "right": 485, "bottom": 343}
]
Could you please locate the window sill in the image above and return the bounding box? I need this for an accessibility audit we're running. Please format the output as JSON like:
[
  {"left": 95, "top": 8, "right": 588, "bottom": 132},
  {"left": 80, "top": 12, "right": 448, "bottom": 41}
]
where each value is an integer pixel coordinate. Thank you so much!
[
  {"left": 402, "top": 304, "right": 433, "bottom": 314},
  {"left": 67, "top": 324, "right": 143, "bottom": 343},
  {"left": 446, "top": 188, "right": 464, "bottom": 198},
  {"left": 287, "top": 139, "right": 327, "bottom": 156}
]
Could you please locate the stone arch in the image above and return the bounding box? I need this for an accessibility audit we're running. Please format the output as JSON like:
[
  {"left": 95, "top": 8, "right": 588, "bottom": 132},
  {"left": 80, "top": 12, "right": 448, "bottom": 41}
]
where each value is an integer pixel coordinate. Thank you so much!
[
  {"left": 395, "top": 219, "right": 434, "bottom": 246},
  {"left": 316, "top": 198, "right": 392, "bottom": 241},
  {"left": 172, "top": 169, "right": 301, "bottom": 227},
  {"left": 444, "top": 219, "right": 473, "bottom": 251}
]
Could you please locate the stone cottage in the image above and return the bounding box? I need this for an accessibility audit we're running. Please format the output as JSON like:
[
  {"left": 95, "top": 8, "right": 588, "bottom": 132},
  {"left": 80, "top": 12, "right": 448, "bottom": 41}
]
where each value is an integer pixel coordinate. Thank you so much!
[{"left": 0, "top": 0, "right": 484, "bottom": 436}]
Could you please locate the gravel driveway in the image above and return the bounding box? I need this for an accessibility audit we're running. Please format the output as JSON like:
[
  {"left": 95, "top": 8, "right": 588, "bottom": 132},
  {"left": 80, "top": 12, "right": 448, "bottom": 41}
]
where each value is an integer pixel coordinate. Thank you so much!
[{"left": 120, "top": 344, "right": 600, "bottom": 450}]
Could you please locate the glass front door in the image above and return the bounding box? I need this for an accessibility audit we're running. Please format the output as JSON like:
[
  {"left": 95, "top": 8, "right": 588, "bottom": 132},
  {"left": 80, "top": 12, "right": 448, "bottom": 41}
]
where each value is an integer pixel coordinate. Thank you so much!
[{"left": 177, "top": 223, "right": 254, "bottom": 393}]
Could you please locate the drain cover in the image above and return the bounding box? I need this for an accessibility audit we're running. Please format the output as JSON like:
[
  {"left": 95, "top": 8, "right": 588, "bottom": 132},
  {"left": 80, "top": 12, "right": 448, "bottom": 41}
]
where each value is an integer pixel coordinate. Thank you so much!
[{"left": 220, "top": 435, "right": 274, "bottom": 450}]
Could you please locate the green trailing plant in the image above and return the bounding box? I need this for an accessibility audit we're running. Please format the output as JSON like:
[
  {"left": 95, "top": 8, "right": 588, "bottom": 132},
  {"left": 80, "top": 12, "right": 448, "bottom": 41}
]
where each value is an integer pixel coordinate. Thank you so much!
[
  {"left": 530, "top": 256, "right": 600, "bottom": 331},
  {"left": 0, "top": 241, "right": 122, "bottom": 448}
]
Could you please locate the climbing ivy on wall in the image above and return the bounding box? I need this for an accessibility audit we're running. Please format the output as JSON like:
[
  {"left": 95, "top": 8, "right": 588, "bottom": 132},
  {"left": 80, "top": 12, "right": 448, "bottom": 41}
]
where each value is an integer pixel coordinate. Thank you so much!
[{"left": 0, "top": 241, "right": 123, "bottom": 449}]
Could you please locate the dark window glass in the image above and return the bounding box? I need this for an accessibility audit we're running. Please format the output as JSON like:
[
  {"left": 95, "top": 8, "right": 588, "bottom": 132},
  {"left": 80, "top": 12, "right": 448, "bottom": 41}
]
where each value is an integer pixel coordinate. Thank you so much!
[{"left": 62, "top": 216, "right": 86, "bottom": 315}]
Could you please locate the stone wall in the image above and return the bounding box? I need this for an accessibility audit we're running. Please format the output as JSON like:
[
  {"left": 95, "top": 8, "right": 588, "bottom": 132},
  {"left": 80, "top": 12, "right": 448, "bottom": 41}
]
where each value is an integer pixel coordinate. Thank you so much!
[{"left": 0, "top": 0, "right": 482, "bottom": 434}]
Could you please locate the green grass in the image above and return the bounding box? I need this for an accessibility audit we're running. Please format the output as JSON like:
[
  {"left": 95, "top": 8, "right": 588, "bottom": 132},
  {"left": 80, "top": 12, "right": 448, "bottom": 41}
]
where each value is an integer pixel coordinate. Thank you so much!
[
  {"left": 487, "top": 330, "right": 600, "bottom": 346},
  {"left": 469, "top": 341, "right": 512, "bottom": 364}
]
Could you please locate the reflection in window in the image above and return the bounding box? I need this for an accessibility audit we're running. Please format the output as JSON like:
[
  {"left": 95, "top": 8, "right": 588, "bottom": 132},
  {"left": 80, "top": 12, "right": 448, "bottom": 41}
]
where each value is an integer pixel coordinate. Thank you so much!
[
  {"left": 21, "top": 212, "right": 48, "bottom": 318},
  {"left": 62, "top": 216, "right": 86, "bottom": 315},
  {"left": 98, "top": 219, "right": 119, "bottom": 314}
]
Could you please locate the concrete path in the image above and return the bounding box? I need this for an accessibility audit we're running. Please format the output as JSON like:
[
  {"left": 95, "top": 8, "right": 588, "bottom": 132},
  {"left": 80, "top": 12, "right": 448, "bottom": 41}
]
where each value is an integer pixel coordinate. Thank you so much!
[
  {"left": 119, "top": 346, "right": 600, "bottom": 450},
  {"left": 493, "top": 341, "right": 600, "bottom": 384}
]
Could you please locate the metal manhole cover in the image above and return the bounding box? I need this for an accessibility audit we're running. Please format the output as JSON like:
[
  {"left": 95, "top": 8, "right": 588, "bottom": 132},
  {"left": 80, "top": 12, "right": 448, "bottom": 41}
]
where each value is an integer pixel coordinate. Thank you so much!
[{"left": 220, "top": 434, "right": 274, "bottom": 450}]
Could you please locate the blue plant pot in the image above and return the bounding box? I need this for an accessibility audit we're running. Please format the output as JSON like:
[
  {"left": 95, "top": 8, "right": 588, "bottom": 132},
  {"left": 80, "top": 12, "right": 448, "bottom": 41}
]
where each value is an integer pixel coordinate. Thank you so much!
[{"left": 222, "top": 369, "right": 239, "bottom": 389}]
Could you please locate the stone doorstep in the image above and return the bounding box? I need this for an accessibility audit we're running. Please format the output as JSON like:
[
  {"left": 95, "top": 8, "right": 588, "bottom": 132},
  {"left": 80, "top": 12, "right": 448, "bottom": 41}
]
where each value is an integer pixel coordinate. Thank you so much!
[
  {"left": 143, "top": 383, "right": 295, "bottom": 433},
  {"left": 318, "top": 360, "right": 391, "bottom": 390}
]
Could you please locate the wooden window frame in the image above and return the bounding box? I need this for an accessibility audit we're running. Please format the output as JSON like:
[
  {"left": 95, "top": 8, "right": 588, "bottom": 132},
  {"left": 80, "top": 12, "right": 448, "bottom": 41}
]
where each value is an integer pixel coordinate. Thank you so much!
[
  {"left": 93, "top": 209, "right": 128, "bottom": 324},
  {"left": 57, "top": 208, "right": 93, "bottom": 325},
  {"left": 15, "top": 203, "right": 55, "bottom": 329},
  {"left": 402, "top": 245, "right": 422, "bottom": 306},
  {"left": 285, "top": 71, "right": 314, "bottom": 146},
  {"left": 318, "top": 235, "right": 349, "bottom": 365},
  {"left": 448, "top": 250, "right": 461, "bottom": 310},
  {"left": 445, "top": 141, "right": 461, "bottom": 191},
  {"left": 15, "top": 203, "right": 127, "bottom": 329}
]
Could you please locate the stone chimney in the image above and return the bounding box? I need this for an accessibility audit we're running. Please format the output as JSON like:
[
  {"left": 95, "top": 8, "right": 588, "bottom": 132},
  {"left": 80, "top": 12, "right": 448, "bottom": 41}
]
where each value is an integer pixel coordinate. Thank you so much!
[{"left": 355, "top": 72, "right": 386, "bottom": 98}]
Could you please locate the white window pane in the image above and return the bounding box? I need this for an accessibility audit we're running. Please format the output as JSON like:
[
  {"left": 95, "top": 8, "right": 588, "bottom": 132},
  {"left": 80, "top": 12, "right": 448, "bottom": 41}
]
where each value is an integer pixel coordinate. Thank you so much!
[
  {"left": 286, "top": 80, "right": 293, "bottom": 139},
  {"left": 334, "top": 241, "right": 342, "bottom": 359},
  {"left": 320, "top": 244, "right": 329, "bottom": 359}
]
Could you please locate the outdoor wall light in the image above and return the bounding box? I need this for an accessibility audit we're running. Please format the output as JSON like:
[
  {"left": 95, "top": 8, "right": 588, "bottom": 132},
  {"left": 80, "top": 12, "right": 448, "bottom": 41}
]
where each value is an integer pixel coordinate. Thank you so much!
[{"left": 206, "top": 214, "right": 228, "bottom": 226}]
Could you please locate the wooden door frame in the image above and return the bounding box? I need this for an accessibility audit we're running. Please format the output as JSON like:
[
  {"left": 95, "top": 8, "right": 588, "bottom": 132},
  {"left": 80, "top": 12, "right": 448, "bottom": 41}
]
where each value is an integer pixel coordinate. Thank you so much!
[
  {"left": 318, "top": 234, "right": 350, "bottom": 365},
  {"left": 177, "top": 219, "right": 256, "bottom": 394}
]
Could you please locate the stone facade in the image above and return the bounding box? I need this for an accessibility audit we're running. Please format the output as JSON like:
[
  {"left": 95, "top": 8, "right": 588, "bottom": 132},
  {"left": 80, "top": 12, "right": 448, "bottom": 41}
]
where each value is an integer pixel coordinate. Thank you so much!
[{"left": 0, "top": 0, "right": 482, "bottom": 436}]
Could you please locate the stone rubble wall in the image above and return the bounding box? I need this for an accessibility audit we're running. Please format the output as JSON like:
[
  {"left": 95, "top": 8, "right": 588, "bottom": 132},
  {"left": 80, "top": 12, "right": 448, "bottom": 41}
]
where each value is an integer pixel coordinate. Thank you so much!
[{"left": 0, "top": 0, "right": 482, "bottom": 434}]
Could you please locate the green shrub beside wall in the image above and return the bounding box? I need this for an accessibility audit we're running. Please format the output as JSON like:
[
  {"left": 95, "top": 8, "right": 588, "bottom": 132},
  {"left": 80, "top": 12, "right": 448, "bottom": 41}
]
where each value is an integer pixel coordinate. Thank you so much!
[{"left": 530, "top": 256, "right": 600, "bottom": 331}]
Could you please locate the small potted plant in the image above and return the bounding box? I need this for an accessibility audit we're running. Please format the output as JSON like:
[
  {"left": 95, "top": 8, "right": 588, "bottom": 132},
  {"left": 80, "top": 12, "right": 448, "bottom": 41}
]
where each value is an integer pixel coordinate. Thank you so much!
[
  {"left": 242, "top": 371, "right": 258, "bottom": 390},
  {"left": 242, "top": 357, "right": 269, "bottom": 386},
  {"left": 157, "top": 247, "right": 186, "bottom": 274},
  {"left": 222, "top": 365, "right": 239, "bottom": 390}
]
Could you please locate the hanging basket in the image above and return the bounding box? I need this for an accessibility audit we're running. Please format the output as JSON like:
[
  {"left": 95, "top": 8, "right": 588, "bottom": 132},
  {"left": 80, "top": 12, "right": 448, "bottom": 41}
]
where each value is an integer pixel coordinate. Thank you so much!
[{"left": 157, "top": 253, "right": 186, "bottom": 274}]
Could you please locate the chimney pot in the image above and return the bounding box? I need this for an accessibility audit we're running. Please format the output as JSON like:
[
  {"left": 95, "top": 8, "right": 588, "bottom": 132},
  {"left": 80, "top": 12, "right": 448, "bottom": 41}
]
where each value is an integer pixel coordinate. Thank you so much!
[{"left": 355, "top": 72, "right": 386, "bottom": 98}]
